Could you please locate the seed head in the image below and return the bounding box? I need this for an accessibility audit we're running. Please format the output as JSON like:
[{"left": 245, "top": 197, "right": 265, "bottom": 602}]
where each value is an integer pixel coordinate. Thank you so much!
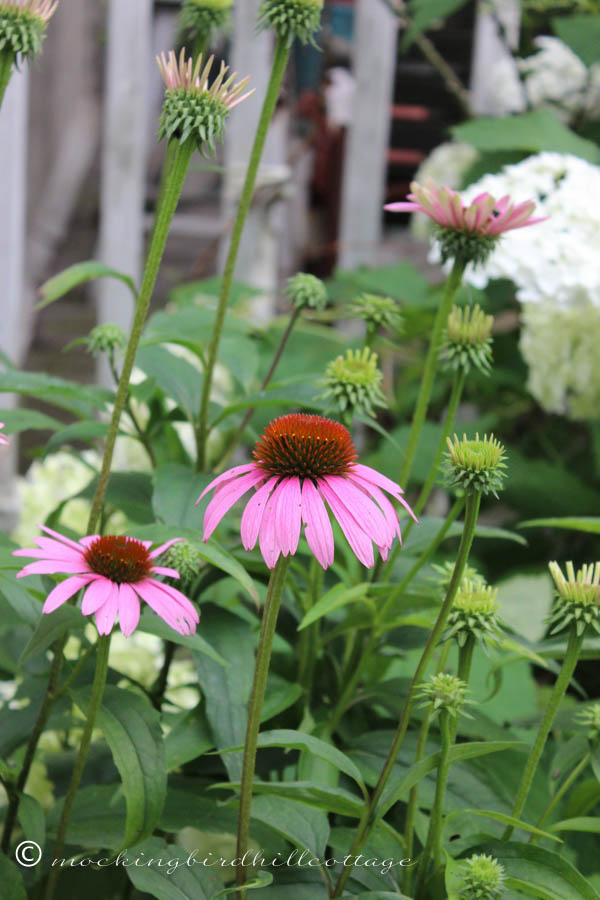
[
  {"left": 0, "top": 0, "right": 58, "bottom": 61},
  {"left": 323, "top": 347, "right": 387, "bottom": 419},
  {"left": 161, "top": 540, "right": 204, "bottom": 591},
  {"left": 348, "top": 293, "right": 403, "bottom": 335},
  {"left": 548, "top": 561, "right": 600, "bottom": 636},
  {"left": 258, "top": 0, "right": 324, "bottom": 46},
  {"left": 286, "top": 272, "right": 328, "bottom": 312},
  {"left": 444, "top": 433, "right": 507, "bottom": 497},
  {"left": 444, "top": 579, "right": 502, "bottom": 649},
  {"left": 417, "top": 672, "right": 472, "bottom": 719},
  {"left": 459, "top": 854, "right": 507, "bottom": 900},
  {"left": 440, "top": 304, "right": 494, "bottom": 376}
]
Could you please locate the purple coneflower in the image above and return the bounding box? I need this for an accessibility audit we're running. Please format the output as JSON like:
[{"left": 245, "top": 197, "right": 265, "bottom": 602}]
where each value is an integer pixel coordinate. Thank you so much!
[
  {"left": 13, "top": 528, "right": 199, "bottom": 637},
  {"left": 0, "top": 423, "right": 8, "bottom": 446},
  {"left": 2, "top": 0, "right": 58, "bottom": 23},
  {"left": 157, "top": 48, "right": 252, "bottom": 111},
  {"left": 200, "top": 413, "right": 416, "bottom": 570}
]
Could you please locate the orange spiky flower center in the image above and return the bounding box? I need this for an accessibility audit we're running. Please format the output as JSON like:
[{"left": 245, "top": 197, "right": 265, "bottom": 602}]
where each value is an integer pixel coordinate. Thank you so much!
[
  {"left": 84, "top": 536, "right": 153, "bottom": 584},
  {"left": 253, "top": 414, "right": 357, "bottom": 479}
]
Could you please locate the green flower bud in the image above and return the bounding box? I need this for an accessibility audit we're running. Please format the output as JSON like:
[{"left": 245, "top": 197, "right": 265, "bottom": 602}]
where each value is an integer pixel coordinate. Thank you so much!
[
  {"left": 258, "top": 0, "right": 323, "bottom": 46},
  {"left": 323, "top": 347, "right": 387, "bottom": 419},
  {"left": 444, "top": 433, "right": 507, "bottom": 498},
  {"left": 0, "top": 0, "right": 57, "bottom": 63},
  {"left": 85, "top": 323, "right": 127, "bottom": 358},
  {"left": 459, "top": 853, "right": 506, "bottom": 900},
  {"left": 444, "top": 579, "right": 502, "bottom": 649},
  {"left": 440, "top": 304, "right": 494, "bottom": 376},
  {"left": 433, "top": 561, "right": 483, "bottom": 594},
  {"left": 285, "top": 272, "right": 328, "bottom": 312},
  {"left": 180, "top": 0, "right": 233, "bottom": 42},
  {"left": 434, "top": 223, "right": 498, "bottom": 267},
  {"left": 417, "top": 672, "right": 472, "bottom": 719},
  {"left": 157, "top": 49, "right": 252, "bottom": 153},
  {"left": 575, "top": 703, "right": 600, "bottom": 744},
  {"left": 348, "top": 293, "right": 403, "bottom": 335},
  {"left": 160, "top": 540, "right": 205, "bottom": 591},
  {"left": 548, "top": 561, "right": 600, "bottom": 637}
]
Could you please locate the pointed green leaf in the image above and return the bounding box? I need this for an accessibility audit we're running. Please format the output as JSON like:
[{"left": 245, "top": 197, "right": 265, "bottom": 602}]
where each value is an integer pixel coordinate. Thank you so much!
[{"left": 38, "top": 261, "right": 136, "bottom": 310}]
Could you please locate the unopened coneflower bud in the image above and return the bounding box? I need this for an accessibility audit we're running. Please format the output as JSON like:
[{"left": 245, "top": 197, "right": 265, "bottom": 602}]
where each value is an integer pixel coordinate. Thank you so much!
[
  {"left": 85, "top": 323, "right": 127, "bottom": 358},
  {"left": 258, "top": 0, "right": 323, "bottom": 46},
  {"left": 160, "top": 540, "right": 204, "bottom": 592},
  {"left": 575, "top": 703, "right": 600, "bottom": 743},
  {"left": 157, "top": 48, "right": 253, "bottom": 153},
  {"left": 323, "top": 347, "right": 387, "bottom": 419},
  {"left": 433, "top": 561, "right": 483, "bottom": 594},
  {"left": 459, "top": 853, "right": 506, "bottom": 900},
  {"left": 285, "top": 272, "right": 328, "bottom": 312},
  {"left": 548, "top": 561, "right": 600, "bottom": 636},
  {"left": 440, "top": 304, "right": 494, "bottom": 376},
  {"left": 444, "top": 433, "right": 507, "bottom": 498},
  {"left": 180, "top": 0, "right": 233, "bottom": 40},
  {"left": 443, "top": 579, "right": 502, "bottom": 649},
  {"left": 348, "top": 293, "right": 403, "bottom": 335},
  {"left": 0, "top": 0, "right": 57, "bottom": 62},
  {"left": 417, "top": 672, "right": 472, "bottom": 719}
]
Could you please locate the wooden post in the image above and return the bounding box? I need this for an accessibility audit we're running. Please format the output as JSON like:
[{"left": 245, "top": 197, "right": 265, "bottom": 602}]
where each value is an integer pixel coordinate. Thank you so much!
[
  {"left": 470, "top": 0, "right": 521, "bottom": 114},
  {"left": 338, "top": 0, "right": 398, "bottom": 269},
  {"left": 0, "top": 71, "right": 29, "bottom": 531},
  {"left": 96, "top": 0, "right": 153, "bottom": 386}
]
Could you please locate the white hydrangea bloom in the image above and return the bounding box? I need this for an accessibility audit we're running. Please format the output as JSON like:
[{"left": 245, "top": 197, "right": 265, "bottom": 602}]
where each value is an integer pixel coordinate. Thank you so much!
[{"left": 410, "top": 142, "right": 480, "bottom": 241}]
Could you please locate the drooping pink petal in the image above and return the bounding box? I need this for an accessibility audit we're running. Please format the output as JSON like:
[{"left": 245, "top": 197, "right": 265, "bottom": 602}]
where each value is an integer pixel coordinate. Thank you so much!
[
  {"left": 16, "top": 560, "right": 90, "bottom": 579},
  {"left": 384, "top": 202, "right": 420, "bottom": 213},
  {"left": 118, "top": 583, "right": 140, "bottom": 637},
  {"left": 148, "top": 538, "right": 184, "bottom": 559},
  {"left": 197, "top": 462, "right": 259, "bottom": 502},
  {"left": 317, "top": 480, "right": 374, "bottom": 568},
  {"left": 275, "top": 477, "right": 302, "bottom": 557},
  {"left": 145, "top": 578, "right": 200, "bottom": 625},
  {"left": 135, "top": 580, "right": 194, "bottom": 636},
  {"left": 203, "top": 469, "right": 267, "bottom": 540},
  {"left": 348, "top": 473, "right": 402, "bottom": 544},
  {"left": 301, "top": 479, "right": 334, "bottom": 569},
  {"left": 32, "top": 536, "right": 86, "bottom": 559},
  {"left": 323, "top": 475, "right": 392, "bottom": 549},
  {"left": 351, "top": 463, "right": 405, "bottom": 500},
  {"left": 95, "top": 585, "right": 119, "bottom": 636},
  {"left": 38, "top": 524, "right": 86, "bottom": 552},
  {"left": 151, "top": 566, "right": 180, "bottom": 579},
  {"left": 241, "top": 476, "right": 278, "bottom": 551},
  {"left": 258, "top": 486, "right": 281, "bottom": 570},
  {"left": 43, "top": 575, "right": 95, "bottom": 614},
  {"left": 81, "top": 577, "right": 114, "bottom": 616},
  {"left": 351, "top": 470, "right": 417, "bottom": 524}
]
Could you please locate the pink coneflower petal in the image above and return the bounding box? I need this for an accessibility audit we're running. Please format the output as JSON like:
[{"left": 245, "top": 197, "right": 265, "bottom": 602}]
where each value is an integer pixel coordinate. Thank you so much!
[
  {"left": 203, "top": 468, "right": 266, "bottom": 539},
  {"left": 384, "top": 201, "right": 420, "bottom": 214},
  {"left": 96, "top": 586, "right": 119, "bottom": 636},
  {"left": 38, "top": 523, "right": 86, "bottom": 552},
  {"left": 118, "top": 583, "right": 140, "bottom": 638},
  {"left": 151, "top": 566, "right": 180, "bottom": 579},
  {"left": 275, "top": 477, "right": 302, "bottom": 557},
  {"left": 348, "top": 474, "right": 402, "bottom": 544},
  {"left": 323, "top": 475, "right": 392, "bottom": 549},
  {"left": 145, "top": 579, "right": 200, "bottom": 624},
  {"left": 81, "top": 577, "right": 113, "bottom": 616},
  {"left": 259, "top": 488, "right": 281, "bottom": 570},
  {"left": 317, "top": 480, "right": 374, "bottom": 568},
  {"left": 135, "top": 580, "right": 193, "bottom": 636},
  {"left": 198, "top": 462, "right": 258, "bottom": 501},
  {"left": 0, "top": 423, "right": 8, "bottom": 446},
  {"left": 148, "top": 538, "right": 183, "bottom": 559},
  {"left": 352, "top": 463, "right": 404, "bottom": 500},
  {"left": 16, "top": 560, "right": 89, "bottom": 578},
  {"left": 241, "top": 476, "right": 278, "bottom": 551},
  {"left": 43, "top": 575, "right": 95, "bottom": 614},
  {"left": 301, "top": 479, "right": 334, "bottom": 569}
]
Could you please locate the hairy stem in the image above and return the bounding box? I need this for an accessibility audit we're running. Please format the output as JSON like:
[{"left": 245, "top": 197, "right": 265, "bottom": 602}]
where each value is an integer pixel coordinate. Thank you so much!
[
  {"left": 196, "top": 38, "right": 290, "bottom": 470},
  {"left": 530, "top": 752, "right": 590, "bottom": 843}
]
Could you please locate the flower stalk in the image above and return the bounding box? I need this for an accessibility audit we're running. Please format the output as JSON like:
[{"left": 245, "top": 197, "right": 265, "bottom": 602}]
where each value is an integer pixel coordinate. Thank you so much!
[
  {"left": 236, "top": 555, "right": 291, "bottom": 895},
  {"left": 332, "top": 489, "right": 482, "bottom": 897},
  {"left": 196, "top": 37, "right": 290, "bottom": 470}
]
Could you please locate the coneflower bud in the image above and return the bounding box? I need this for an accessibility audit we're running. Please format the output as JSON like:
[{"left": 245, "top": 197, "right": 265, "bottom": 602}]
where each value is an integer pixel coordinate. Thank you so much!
[
  {"left": 0, "top": 0, "right": 57, "bottom": 62},
  {"left": 285, "top": 272, "right": 328, "bottom": 312},
  {"left": 258, "top": 0, "right": 323, "bottom": 46},
  {"left": 348, "top": 293, "right": 403, "bottom": 336},
  {"left": 160, "top": 541, "right": 204, "bottom": 592},
  {"left": 440, "top": 304, "right": 494, "bottom": 376},
  {"left": 459, "top": 854, "right": 506, "bottom": 899},
  {"left": 85, "top": 323, "right": 127, "bottom": 358},
  {"left": 417, "top": 672, "right": 472, "bottom": 719},
  {"left": 180, "top": 0, "right": 233, "bottom": 40},
  {"left": 157, "top": 49, "right": 253, "bottom": 153},
  {"left": 433, "top": 561, "right": 482, "bottom": 594},
  {"left": 443, "top": 579, "right": 502, "bottom": 649},
  {"left": 548, "top": 561, "right": 600, "bottom": 636},
  {"left": 444, "top": 433, "right": 507, "bottom": 498},
  {"left": 323, "top": 347, "right": 387, "bottom": 419},
  {"left": 575, "top": 703, "right": 600, "bottom": 744}
]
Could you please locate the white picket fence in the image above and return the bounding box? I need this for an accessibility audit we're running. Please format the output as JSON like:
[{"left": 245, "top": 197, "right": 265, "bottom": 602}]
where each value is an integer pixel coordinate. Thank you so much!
[{"left": 0, "top": 0, "right": 518, "bottom": 529}]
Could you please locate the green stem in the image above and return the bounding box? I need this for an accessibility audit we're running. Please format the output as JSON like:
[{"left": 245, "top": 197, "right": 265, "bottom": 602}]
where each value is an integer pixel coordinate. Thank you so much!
[
  {"left": 0, "top": 50, "right": 14, "bottom": 110},
  {"left": 503, "top": 626, "right": 585, "bottom": 840},
  {"left": 87, "top": 139, "right": 193, "bottom": 533},
  {"left": 215, "top": 306, "right": 301, "bottom": 474},
  {"left": 44, "top": 634, "right": 112, "bottom": 900},
  {"left": 196, "top": 38, "right": 290, "bottom": 471},
  {"left": 412, "top": 369, "right": 466, "bottom": 521},
  {"left": 236, "top": 556, "right": 290, "bottom": 896},
  {"left": 297, "top": 558, "right": 322, "bottom": 702},
  {"left": 530, "top": 752, "right": 590, "bottom": 842},
  {"left": 398, "top": 260, "right": 465, "bottom": 489},
  {"left": 332, "top": 490, "right": 482, "bottom": 898},
  {"left": 430, "top": 710, "right": 452, "bottom": 869},
  {"left": 403, "top": 643, "right": 450, "bottom": 896},
  {"left": 448, "top": 634, "right": 475, "bottom": 747}
]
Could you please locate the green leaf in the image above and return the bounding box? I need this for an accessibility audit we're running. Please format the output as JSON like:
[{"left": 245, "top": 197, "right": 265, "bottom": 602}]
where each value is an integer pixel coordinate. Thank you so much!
[
  {"left": 165, "top": 706, "right": 214, "bottom": 770},
  {"left": 519, "top": 517, "right": 600, "bottom": 534},
  {"left": 328, "top": 262, "right": 430, "bottom": 307},
  {"left": 445, "top": 808, "right": 560, "bottom": 843},
  {"left": 553, "top": 14, "right": 600, "bottom": 67},
  {"left": 465, "top": 839, "right": 600, "bottom": 899},
  {"left": 452, "top": 109, "right": 600, "bottom": 163},
  {"left": 0, "top": 408, "right": 63, "bottom": 434},
  {"left": 46, "top": 785, "right": 125, "bottom": 849},
  {"left": 0, "top": 369, "right": 112, "bottom": 418},
  {"left": 214, "top": 780, "right": 364, "bottom": 817},
  {"left": 136, "top": 345, "right": 203, "bottom": 422},
  {"left": 0, "top": 852, "right": 27, "bottom": 900},
  {"left": 17, "top": 793, "right": 46, "bottom": 850},
  {"left": 549, "top": 817, "right": 600, "bottom": 834},
  {"left": 78, "top": 472, "right": 153, "bottom": 524},
  {"left": 298, "top": 583, "right": 371, "bottom": 630},
  {"left": 262, "top": 675, "right": 303, "bottom": 722},
  {"left": 125, "top": 837, "right": 224, "bottom": 899},
  {"left": 214, "top": 871, "right": 274, "bottom": 896},
  {"left": 38, "top": 261, "right": 136, "bottom": 310},
  {"left": 169, "top": 276, "right": 260, "bottom": 309},
  {"left": 18, "top": 604, "right": 85, "bottom": 665},
  {"left": 404, "top": 0, "right": 471, "bottom": 46},
  {"left": 377, "top": 741, "right": 525, "bottom": 817},
  {"left": 0, "top": 573, "right": 42, "bottom": 628},
  {"left": 250, "top": 795, "right": 330, "bottom": 858},
  {"left": 153, "top": 464, "right": 208, "bottom": 529},
  {"left": 71, "top": 685, "right": 166, "bottom": 849},
  {"left": 496, "top": 573, "right": 554, "bottom": 644},
  {"left": 137, "top": 611, "right": 226, "bottom": 667},
  {"left": 45, "top": 421, "right": 110, "bottom": 454}
]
